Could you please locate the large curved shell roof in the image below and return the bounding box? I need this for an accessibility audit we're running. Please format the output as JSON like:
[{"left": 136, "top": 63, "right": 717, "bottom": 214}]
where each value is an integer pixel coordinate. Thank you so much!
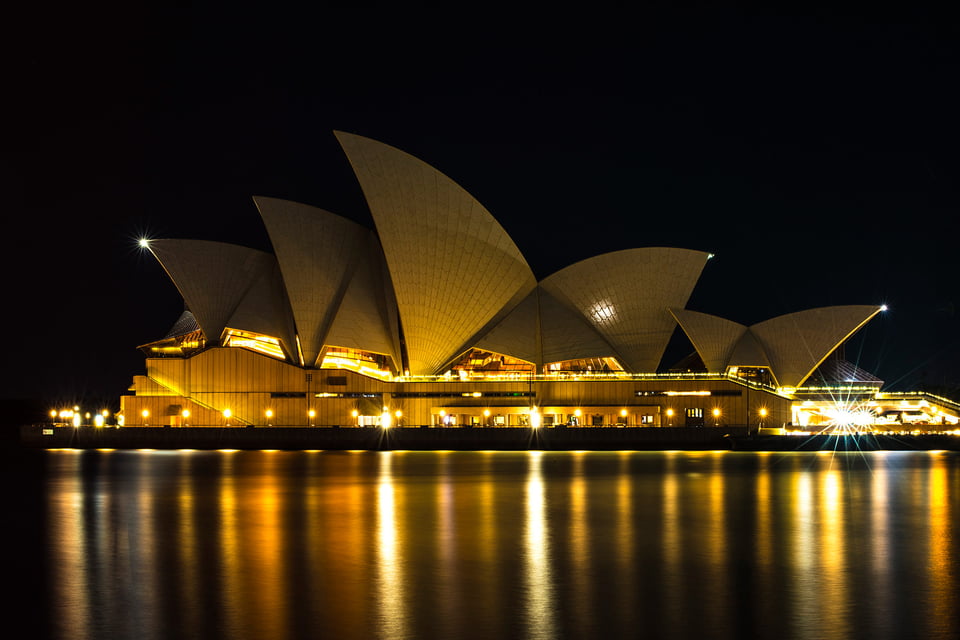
[
  {"left": 336, "top": 131, "right": 537, "bottom": 374},
  {"left": 254, "top": 196, "right": 378, "bottom": 367},
  {"left": 749, "top": 305, "right": 883, "bottom": 388},
  {"left": 540, "top": 248, "right": 710, "bottom": 372},
  {"left": 669, "top": 308, "right": 748, "bottom": 373},
  {"left": 148, "top": 239, "right": 279, "bottom": 346}
]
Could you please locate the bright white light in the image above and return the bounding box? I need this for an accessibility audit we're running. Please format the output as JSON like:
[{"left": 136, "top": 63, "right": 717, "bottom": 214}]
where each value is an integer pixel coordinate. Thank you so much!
[
  {"left": 589, "top": 300, "right": 616, "bottom": 324},
  {"left": 138, "top": 238, "right": 151, "bottom": 249},
  {"left": 880, "top": 304, "right": 888, "bottom": 312},
  {"left": 825, "top": 398, "right": 877, "bottom": 434}
]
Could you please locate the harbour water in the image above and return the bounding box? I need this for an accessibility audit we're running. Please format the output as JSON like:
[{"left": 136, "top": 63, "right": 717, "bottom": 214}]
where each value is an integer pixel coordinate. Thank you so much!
[{"left": 9, "top": 447, "right": 959, "bottom": 639}]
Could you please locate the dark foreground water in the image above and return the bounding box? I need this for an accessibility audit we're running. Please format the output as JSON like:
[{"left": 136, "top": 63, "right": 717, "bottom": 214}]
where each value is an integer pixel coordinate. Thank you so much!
[{"left": 8, "top": 447, "right": 959, "bottom": 640}]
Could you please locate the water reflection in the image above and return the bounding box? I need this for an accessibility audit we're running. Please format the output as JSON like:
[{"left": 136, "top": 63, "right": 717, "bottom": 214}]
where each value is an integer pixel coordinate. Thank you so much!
[
  {"left": 375, "top": 452, "right": 407, "bottom": 639},
  {"left": 42, "top": 449, "right": 960, "bottom": 640},
  {"left": 524, "top": 450, "right": 556, "bottom": 640}
]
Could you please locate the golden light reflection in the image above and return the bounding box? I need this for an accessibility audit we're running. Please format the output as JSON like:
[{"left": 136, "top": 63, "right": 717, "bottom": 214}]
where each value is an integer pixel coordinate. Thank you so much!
[
  {"left": 819, "top": 468, "right": 850, "bottom": 638},
  {"left": 789, "top": 468, "right": 817, "bottom": 635},
  {"left": 754, "top": 452, "right": 774, "bottom": 614},
  {"left": 524, "top": 451, "right": 556, "bottom": 640},
  {"left": 376, "top": 452, "right": 409, "bottom": 639},
  {"left": 869, "top": 453, "right": 893, "bottom": 633},
  {"left": 435, "top": 454, "right": 460, "bottom": 634},
  {"left": 474, "top": 452, "right": 499, "bottom": 627},
  {"left": 176, "top": 454, "right": 201, "bottom": 638},
  {"left": 927, "top": 453, "right": 953, "bottom": 634},
  {"left": 568, "top": 453, "right": 591, "bottom": 637},
  {"left": 615, "top": 452, "right": 636, "bottom": 630},
  {"left": 131, "top": 452, "right": 161, "bottom": 634},
  {"left": 661, "top": 452, "right": 681, "bottom": 627},
  {"left": 218, "top": 453, "right": 242, "bottom": 637},
  {"left": 47, "top": 451, "right": 91, "bottom": 640},
  {"left": 703, "top": 452, "right": 729, "bottom": 632},
  {"left": 243, "top": 453, "right": 288, "bottom": 640}
]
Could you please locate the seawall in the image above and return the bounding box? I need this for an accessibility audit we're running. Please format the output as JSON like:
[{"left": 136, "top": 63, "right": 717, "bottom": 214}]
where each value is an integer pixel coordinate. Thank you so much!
[{"left": 21, "top": 425, "right": 749, "bottom": 451}]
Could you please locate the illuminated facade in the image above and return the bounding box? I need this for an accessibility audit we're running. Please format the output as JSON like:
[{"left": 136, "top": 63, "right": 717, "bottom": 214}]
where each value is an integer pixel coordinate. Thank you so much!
[{"left": 119, "top": 132, "right": 959, "bottom": 432}]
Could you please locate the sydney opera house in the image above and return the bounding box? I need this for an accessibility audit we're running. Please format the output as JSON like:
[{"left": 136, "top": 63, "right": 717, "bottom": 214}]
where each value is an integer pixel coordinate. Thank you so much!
[{"left": 117, "top": 131, "right": 959, "bottom": 433}]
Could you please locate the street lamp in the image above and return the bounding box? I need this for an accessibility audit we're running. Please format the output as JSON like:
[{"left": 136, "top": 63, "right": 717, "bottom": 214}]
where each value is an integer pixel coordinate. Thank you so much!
[{"left": 712, "top": 408, "right": 721, "bottom": 426}]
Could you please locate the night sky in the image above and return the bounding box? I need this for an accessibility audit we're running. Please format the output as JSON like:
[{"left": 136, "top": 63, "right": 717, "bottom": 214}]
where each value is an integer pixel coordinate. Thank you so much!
[{"left": 6, "top": 5, "right": 959, "bottom": 411}]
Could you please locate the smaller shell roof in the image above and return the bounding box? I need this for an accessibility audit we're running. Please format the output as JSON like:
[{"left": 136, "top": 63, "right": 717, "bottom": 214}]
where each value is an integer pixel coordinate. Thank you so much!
[
  {"left": 540, "top": 248, "right": 710, "bottom": 372},
  {"left": 669, "top": 308, "right": 748, "bottom": 373},
  {"left": 163, "top": 309, "right": 200, "bottom": 339},
  {"left": 148, "top": 239, "right": 278, "bottom": 345},
  {"left": 748, "top": 305, "right": 883, "bottom": 388}
]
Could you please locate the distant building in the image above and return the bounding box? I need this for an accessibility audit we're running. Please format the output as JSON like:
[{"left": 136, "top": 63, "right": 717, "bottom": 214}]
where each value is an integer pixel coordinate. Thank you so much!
[{"left": 120, "top": 132, "right": 958, "bottom": 432}]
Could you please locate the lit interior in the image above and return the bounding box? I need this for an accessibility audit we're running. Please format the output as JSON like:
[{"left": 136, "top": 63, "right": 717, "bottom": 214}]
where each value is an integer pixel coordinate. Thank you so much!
[
  {"left": 139, "top": 329, "right": 204, "bottom": 357},
  {"left": 450, "top": 349, "right": 535, "bottom": 375},
  {"left": 320, "top": 346, "right": 394, "bottom": 380},
  {"left": 223, "top": 328, "right": 286, "bottom": 360},
  {"left": 544, "top": 357, "right": 625, "bottom": 374}
]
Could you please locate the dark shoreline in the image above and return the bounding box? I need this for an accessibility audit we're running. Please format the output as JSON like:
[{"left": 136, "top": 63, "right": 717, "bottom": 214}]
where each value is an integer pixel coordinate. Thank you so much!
[{"left": 19, "top": 425, "right": 960, "bottom": 452}]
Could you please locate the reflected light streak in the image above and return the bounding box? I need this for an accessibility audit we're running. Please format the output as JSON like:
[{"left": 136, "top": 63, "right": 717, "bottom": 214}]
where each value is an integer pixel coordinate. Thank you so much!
[
  {"left": 245, "top": 453, "right": 288, "bottom": 640},
  {"left": 48, "top": 452, "right": 92, "bottom": 640},
  {"left": 790, "top": 470, "right": 818, "bottom": 636},
  {"left": 754, "top": 453, "right": 774, "bottom": 610},
  {"left": 819, "top": 469, "right": 850, "bottom": 638},
  {"left": 569, "top": 453, "right": 591, "bottom": 637},
  {"left": 218, "top": 452, "right": 243, "bottom": 638},
  {"left": 436, "top": 454, "right": 460, "bottom": 636},
  {"left": 704, "top": 453, "right": 729, "bottom": 632},
  {"left": 927, "top": 454, "right": 953, "bottom": 636},
  {"left": 524, "top": 452, "right": 556, "bottom": 640},
  {"left": 131, "top": 452, "right": 161, "bottom": 635},
  {"left": 661, "top": 452, "right": 682, "bottom": 631},
  {"left": 376, "top": 453, "right": 409, "bottom": 639},
  {"left": 869, "top": 453, "right": 893, "bottom": 635},
  {"left": 615, "top": 452, "right": 636, "bottom": 630},
  {"left": 176, "top": 454, "right": 202, "bottom": 639}
]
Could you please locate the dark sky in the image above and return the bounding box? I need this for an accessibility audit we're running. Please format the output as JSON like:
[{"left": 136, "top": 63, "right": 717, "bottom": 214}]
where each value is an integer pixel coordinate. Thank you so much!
[{"left": 5, "top": 5, "right": 959, "bottom": 408}]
